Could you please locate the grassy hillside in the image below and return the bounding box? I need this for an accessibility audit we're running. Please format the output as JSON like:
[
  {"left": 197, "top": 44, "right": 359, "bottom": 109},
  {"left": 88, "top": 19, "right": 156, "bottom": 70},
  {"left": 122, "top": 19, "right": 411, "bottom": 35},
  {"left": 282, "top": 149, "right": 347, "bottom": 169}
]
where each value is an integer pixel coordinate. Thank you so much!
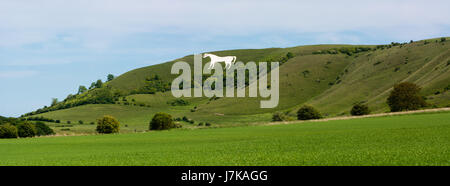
[
  {"left": 2, "top": 111, "right": 449, "bottom": 165},
  {"left": 31, "top": 37, "right": 450, "bottom": 133}
]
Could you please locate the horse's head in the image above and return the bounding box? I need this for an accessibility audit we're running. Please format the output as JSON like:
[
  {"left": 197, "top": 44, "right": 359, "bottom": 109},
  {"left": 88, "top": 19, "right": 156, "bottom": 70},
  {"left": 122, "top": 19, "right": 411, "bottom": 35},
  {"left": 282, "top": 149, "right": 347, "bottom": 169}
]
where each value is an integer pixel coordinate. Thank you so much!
[{"left": 203, "top": 53, "right": 209, "bottom": 58}]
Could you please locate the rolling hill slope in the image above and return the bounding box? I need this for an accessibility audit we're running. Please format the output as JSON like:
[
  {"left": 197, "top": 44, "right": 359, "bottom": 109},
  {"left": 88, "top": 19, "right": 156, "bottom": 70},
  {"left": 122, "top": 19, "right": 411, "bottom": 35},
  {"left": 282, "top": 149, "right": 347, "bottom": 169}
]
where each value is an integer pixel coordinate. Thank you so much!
[{"left": 30, "top": 37, "right": 450, "bottom": 133}]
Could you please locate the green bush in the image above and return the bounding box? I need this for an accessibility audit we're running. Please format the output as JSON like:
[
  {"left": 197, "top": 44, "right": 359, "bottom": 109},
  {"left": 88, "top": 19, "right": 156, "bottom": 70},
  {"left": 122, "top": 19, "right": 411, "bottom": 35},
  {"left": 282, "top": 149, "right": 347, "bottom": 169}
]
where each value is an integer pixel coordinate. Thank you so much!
[
  {"left": 297, "top": 105, "right": 322, "bottom": 120},
  {"left": 34, "top": 122, "right": 55, "bottom": 136},
  {"left": 350, "top": 103, "right": 370, "bottom": 116},
  {"left": 96, "top": 115, "right": 120, "bottom": 134},
  {"left": 17, "top": 122, "right": 37, "bottom": 138},
  {"left": 168, "top": 98, "right": 190, "bottom": 106},
  {"left": 149, "top": 112, "right": 175, "bottom": 130},
  {"left": 387, "top": 82, "right": 427, "bottom": 112},
  {"left": 272, "top": 111, "right": 288, "bottom": 121},
  {"left": 0, "top": 124, "right": 18, "bottom": 139}
]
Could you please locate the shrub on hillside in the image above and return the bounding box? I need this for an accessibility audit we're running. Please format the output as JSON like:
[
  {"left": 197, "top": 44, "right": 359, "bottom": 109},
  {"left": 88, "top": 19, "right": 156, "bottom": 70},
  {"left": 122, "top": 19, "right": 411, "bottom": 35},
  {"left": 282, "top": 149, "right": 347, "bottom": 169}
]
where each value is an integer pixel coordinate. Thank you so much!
[
  {"left": 96, "top": 115, "right": 120, "bottom": 134},
  {"left": 168, "top": 98, "right": 190, "bottom": 106},
  {"left": 350, "top": 103, "right": 370, "bottom": 116},
  {"left": 34, "top": 121, "right": 55, "bottom": 136},
  {"left": 0, "top": 124, "right": 18, "bottom": 139},
  {"left": 272, "top": 111, "right": 289, "bottom": 121},
  {"left": 387, "top": 82, "right": 427, "bottom": 112},
  {"left": 149, "top": 112, "right": 175, "bottom": 130},
  {"left": 297, "top": 105, "right": 322, "bottom": 120},
  {"left": 17, "top": 122, "right": 37, "bottom": 138}
]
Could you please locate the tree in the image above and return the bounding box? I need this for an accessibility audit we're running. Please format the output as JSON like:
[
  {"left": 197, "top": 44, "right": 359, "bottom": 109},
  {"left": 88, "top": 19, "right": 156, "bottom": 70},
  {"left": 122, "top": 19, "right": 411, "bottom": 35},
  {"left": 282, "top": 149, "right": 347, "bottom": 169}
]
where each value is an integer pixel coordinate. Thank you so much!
[
  {"left": 89, "top": 82, "right": 96, "bottom": 89},
  {"left": 78, "top": 85, "right": 88, "bottom": 94},
  {"left": 286, "top": 52, "right": 294, "bottom": 59},
  {"left": 0, "top": 124, "right": 18, "bottom": 138},
  {"left": 96, "top": 115, "right": 120, "bottom": 134},
  {"left": 34, "top": 121, "right": 55, "bottom": 136},
  {"left": 272, "top": 111, "right": 288, "bottom": 121},
  {"left": 17, "top": 122, "right": 37, "bottom": 138},
  {"left": 107, "top": 74, "right": 115, "bottom": 82},
  {"left": 297, "top": 105, "right": 322, "bottom": 120},
  {"left": 95, "top": 79, "right": 103, "bottom": 88},
  {"left": 350, "top": 103, "right": 370, "bottom": 116},
  {"left": 51, "top": 98, "right": 58, "bottom": 106},
  {"left": 387, "top": 82, "right": 427, "bottom": 112},
  {"left": 149, "top": 112, "right": 175, "bottom": 130}
]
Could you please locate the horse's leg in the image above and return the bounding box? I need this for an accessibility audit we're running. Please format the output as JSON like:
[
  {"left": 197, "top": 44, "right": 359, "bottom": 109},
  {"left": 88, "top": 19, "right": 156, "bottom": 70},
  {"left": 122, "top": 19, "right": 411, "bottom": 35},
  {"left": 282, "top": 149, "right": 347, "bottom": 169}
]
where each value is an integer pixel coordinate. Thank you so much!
[{"left": 208, "top": 62, "right": 213, "bottom": 69}]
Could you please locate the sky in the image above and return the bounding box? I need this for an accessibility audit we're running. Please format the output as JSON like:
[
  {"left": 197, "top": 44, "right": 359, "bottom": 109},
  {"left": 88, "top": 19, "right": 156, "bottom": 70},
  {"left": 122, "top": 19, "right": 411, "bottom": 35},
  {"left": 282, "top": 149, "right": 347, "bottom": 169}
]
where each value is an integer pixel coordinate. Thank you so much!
[{"left": 0, "top": 0, "right": 449, "bottom": 117}]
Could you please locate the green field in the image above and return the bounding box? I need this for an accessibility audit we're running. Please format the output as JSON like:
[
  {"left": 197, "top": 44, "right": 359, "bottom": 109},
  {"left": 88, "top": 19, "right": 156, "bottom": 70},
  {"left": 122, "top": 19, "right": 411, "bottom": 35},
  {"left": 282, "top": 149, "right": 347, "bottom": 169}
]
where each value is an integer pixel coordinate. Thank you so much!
[{"left": 1, "top": 111, "right": 449, "bottom": 166}]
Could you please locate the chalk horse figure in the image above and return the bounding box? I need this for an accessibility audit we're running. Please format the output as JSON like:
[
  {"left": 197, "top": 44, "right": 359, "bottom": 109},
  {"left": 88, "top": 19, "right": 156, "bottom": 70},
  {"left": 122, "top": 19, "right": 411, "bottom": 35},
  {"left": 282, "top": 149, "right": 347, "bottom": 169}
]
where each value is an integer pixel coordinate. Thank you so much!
[{"left": 203, "top": 53, "right": 237, "bottom": 69}]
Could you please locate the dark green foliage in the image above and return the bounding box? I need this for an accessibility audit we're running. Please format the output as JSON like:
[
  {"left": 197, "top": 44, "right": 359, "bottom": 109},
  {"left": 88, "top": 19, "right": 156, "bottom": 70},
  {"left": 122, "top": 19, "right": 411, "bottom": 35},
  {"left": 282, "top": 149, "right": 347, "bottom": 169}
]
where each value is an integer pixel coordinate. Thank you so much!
[
  {"left": 387, "top": 82, "right": 427, "bottom": 112},
  {"left": 297, "top": 105, "right": 322, "bottom": 120},
  {"left": 34, "top": 122, "right": 55, "bottom": 136},
  {"left": 168, "top": 98, "right": 190, "bottom": 106},
  {"left": 95, "top": 79, "right": 103, "bottom": 88},
  {"left": 79, "top": 120, "right": 84, "bottom": 124},
  {"left": 135, "top": 75, "right": 170, "bottom": 94},
  {"left": 182, "top": 116, "right": 189, "bottom": 122},
  {"left": 78, "top": 85, "right": 87, "bottom": 94},
  {"left": 286, "top": 52, "right": 294, "bottom": 59},
  {"left": 350, "top": 103, "right": 370, "bottom": 116},
  {"left": 107, "top": 74, "right": 115, "bottom": 82},
  {"left": 441, "top": 37, "right": 446, "bottom": 42},
  {"left": 313, "top": 46, "right": 373, "bottom": 55},
  {"left": 205, "top": 123, "right": 212, "bottom": 127},
  {"left": 302, "top": 70, "right": 310, "bottom": 78},
  {"left": 96, "top": 115, "right": 120, "bottom": 134},
  {"left": 149, "top": 112, "right": 175, "bottom": 130},
  {"left": 17, "top": 122, "right": 37, "bottom": 138},
  {"left": 0, "top": 124, "right": 18, "bottom": 139},
  {"left": 26, "top": 116, "right": 55, "bottom": 122},
  {"left": 272, "top": 111, "right": 288, "bottom": 121}
]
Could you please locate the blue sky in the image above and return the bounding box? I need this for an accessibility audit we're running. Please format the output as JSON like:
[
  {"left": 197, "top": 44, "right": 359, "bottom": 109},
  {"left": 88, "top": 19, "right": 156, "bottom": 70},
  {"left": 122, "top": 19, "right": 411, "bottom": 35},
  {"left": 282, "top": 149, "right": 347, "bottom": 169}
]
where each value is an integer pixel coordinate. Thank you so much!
[{"left": 1, "top": 0, "right": 449, "bottom": 117}]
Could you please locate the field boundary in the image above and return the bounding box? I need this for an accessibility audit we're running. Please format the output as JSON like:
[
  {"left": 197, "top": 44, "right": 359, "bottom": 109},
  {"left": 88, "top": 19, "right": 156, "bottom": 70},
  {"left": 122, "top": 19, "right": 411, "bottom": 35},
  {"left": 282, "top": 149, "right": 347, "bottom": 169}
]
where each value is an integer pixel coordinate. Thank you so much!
[{"left": 263, "top": 107, "right": 450, "bottom": 126}]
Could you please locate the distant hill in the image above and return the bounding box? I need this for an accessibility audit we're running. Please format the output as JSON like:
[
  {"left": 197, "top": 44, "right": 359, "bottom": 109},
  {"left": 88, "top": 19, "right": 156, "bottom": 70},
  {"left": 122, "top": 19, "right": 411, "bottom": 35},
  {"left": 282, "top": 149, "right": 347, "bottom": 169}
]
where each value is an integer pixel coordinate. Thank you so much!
[{"left": 27, "top": 37, "right": 450, "bottom": 132}]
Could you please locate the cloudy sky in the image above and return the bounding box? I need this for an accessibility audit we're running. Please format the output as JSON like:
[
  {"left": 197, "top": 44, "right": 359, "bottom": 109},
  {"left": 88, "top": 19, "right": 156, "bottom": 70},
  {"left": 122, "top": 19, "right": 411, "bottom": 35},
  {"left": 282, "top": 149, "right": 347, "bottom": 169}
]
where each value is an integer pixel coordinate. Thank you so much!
[{"left": 1, "top": 0, "right": 449, "bottom": 116}]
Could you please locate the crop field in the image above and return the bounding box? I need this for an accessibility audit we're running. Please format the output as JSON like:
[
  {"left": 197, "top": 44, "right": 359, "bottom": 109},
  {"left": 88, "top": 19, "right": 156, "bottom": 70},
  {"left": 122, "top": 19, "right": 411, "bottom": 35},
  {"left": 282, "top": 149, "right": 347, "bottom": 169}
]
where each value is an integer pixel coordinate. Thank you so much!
[{"left": 1, "top": 111, "right": 449, "bottom": 166}]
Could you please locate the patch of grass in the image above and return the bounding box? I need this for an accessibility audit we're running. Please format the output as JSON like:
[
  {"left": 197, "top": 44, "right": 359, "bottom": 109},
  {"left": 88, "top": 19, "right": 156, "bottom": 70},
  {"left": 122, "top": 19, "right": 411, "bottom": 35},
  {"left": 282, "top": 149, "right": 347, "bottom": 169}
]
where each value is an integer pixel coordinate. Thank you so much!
[{"left": 1, "top": 112, "right": 449, "bottom": 166}]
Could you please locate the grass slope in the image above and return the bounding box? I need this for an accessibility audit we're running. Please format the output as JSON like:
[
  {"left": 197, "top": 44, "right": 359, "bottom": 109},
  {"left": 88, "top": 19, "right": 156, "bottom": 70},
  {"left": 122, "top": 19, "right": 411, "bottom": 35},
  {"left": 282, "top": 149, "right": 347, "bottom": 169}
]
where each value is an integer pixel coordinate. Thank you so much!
[
  {"left": 35, "top": 37, "right": 450, "bottom": 133},
  {"left": 1, "top": 111, "right": 449, "bottom": 166}
]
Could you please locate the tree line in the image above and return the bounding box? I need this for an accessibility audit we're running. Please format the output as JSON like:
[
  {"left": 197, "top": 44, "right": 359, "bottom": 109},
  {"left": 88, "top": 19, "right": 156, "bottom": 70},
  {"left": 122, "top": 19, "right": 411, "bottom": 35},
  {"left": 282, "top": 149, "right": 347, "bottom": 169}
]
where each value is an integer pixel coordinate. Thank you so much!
[{"left": 272, "top": 82, "right": 430, "bottom": 122}]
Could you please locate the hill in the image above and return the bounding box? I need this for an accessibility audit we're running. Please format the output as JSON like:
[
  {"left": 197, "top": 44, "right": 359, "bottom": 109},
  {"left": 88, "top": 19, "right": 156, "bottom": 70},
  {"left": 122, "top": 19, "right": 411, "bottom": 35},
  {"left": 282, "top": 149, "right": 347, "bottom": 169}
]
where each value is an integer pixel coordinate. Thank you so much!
[{"left": 26, "top": 37, "right": 450, "bottom": 133}]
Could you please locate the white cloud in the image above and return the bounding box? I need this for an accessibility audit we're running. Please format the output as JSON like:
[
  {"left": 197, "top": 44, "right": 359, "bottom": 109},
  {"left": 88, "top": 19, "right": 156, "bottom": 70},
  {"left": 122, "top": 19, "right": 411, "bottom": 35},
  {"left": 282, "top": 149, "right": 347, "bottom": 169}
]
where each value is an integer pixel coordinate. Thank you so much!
[{"left": 0, "top": 70, "right": 38, "bottom": 78}]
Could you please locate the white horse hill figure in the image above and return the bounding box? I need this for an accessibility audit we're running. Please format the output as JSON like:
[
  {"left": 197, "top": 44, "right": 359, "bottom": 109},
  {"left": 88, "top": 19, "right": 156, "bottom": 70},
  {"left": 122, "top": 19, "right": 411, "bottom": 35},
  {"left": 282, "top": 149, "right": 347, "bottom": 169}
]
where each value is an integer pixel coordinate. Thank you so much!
[{"left": 203, "top": 53, "right": 237, "bottom": 69}]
